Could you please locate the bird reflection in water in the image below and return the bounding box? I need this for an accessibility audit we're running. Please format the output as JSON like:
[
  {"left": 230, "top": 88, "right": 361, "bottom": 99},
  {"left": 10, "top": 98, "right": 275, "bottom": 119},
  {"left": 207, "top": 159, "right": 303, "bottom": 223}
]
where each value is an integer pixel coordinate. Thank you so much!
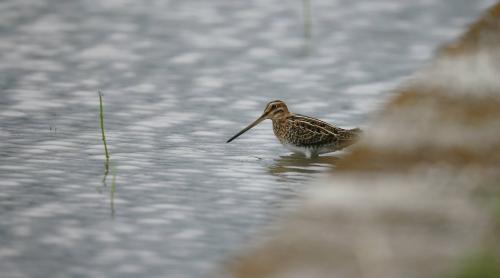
[{"left": 268, "top": 153, "right": 339, "bottom": 179}]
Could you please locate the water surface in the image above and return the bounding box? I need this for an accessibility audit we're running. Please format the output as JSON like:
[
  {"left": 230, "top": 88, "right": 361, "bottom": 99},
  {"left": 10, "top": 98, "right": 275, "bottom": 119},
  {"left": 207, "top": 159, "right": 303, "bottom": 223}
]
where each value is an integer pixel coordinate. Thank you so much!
[{"left": 0, "top": 0, "right": 494, "bottom": 277}]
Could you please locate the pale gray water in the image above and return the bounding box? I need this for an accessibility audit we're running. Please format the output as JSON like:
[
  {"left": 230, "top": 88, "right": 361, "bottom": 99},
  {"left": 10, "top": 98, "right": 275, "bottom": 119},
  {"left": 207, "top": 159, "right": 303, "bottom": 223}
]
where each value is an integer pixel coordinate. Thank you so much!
[{"left": 0, "top": 0, "right": 494, "bottom": 277}]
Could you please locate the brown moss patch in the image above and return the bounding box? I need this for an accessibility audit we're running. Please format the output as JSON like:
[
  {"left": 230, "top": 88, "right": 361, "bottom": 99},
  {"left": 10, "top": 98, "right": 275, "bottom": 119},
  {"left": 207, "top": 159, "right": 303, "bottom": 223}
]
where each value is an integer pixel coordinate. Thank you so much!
[
  {"left": 439, "top": 2, "right": 500, "bottom": 56},
  {"left": 337, "top": 145, "right": 500, "bottom": 172},
  {"left": 387, "top": 88, "right": 500, "bottom": 124}
]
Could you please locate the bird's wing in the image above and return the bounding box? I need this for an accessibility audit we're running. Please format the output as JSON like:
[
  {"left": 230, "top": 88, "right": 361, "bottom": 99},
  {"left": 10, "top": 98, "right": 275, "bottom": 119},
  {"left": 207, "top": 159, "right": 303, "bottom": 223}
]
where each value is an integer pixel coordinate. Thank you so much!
[
  {"left": 294, "top": 114, "right": 338, "bottom": 130},
  {"left": 287, "top": 116, "right": 339, "bottom": 147}
]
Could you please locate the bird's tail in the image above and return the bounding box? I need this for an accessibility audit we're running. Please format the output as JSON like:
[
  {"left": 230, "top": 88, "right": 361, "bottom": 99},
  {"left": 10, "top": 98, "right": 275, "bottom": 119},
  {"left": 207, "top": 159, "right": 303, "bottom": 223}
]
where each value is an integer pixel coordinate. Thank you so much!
[
  {"left": 348, "top": 127, "right": 362, "bottom": 144},
  {"left": 350, "top": 127, "right": 362, "bottom": 134},
  {"left": 336, "top": 127, "right": 363, "bottom": 150}
]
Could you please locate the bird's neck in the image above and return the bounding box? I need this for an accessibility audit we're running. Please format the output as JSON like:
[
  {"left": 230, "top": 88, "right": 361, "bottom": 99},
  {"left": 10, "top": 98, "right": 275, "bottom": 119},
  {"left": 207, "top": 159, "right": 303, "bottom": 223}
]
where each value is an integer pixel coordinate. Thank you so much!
[
  {"left": 271, "top": 112, "right": 291, "bottom": 123},
  {"left": 271, "top": 114, "right": 289, "bottom": 135}
]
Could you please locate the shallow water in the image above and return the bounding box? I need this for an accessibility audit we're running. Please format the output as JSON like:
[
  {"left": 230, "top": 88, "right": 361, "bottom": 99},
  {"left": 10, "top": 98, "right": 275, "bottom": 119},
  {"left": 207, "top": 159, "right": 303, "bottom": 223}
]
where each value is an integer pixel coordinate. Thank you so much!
[{"left": 0, "top": 0, "right": 494, "bottom": 277}]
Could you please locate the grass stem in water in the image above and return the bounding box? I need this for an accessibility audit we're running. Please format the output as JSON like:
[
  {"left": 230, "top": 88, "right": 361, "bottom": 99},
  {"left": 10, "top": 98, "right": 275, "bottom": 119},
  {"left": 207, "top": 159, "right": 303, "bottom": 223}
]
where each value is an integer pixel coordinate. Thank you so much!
[{"left": 98, "top": 90, "right": 110, "bottom": 174}]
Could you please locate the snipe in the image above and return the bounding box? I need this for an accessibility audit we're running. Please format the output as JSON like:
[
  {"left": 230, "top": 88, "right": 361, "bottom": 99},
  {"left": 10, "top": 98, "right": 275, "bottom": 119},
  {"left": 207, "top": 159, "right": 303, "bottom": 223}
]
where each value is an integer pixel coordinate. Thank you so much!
[{"left": 226, "top": 100, "right": 362, "bottom": 158}]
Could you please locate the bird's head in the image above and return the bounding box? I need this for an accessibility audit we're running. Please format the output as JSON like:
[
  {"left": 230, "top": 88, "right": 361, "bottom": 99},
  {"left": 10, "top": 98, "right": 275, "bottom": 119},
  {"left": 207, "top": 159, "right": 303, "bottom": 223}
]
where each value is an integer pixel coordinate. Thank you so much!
[
  {"left": 262, "top": 100, "right": 289, "bottom": 120},
  {"left": 226, "top": 100, "right": 289, "bottom": 143}
]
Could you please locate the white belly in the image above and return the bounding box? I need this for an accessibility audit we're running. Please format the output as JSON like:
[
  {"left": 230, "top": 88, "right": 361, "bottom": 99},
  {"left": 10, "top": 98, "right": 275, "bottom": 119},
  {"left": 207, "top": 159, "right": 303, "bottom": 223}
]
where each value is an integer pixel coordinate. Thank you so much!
[
  {"left": 282, "top": 143, "right": 335, "bottom": 158},
  {"left": 283, "top": 143, "right": 316, "bottom": 158}
]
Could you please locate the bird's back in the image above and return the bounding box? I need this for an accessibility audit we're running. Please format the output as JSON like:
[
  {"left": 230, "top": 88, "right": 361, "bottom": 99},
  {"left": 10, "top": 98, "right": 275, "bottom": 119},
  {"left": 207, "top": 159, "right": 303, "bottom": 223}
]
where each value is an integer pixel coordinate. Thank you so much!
[{"left": 272, "top": 113, "right": 361, "bottom": 155}]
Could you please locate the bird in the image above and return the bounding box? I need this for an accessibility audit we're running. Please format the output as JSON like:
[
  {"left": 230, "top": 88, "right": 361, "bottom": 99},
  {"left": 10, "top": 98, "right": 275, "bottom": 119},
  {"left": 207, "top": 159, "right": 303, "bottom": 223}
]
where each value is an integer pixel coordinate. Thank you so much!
[{"left": 226, "top": 100, "right": 362, "bottom": 158}]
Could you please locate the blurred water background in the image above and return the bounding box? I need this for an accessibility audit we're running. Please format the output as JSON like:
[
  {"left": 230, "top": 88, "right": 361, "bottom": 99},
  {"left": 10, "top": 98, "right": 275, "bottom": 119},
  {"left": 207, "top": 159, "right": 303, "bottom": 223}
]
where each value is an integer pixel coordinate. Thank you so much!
[{"left": 0, "top": 0, "right": 495, "bottom": 277}]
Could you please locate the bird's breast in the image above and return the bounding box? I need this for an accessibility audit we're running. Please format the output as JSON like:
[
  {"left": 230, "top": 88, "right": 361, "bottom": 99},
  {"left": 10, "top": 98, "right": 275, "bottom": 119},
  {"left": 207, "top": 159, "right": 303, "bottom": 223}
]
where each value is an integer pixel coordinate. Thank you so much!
[{"left": 271, "top": 119, "right": 287, "bottom": 142}]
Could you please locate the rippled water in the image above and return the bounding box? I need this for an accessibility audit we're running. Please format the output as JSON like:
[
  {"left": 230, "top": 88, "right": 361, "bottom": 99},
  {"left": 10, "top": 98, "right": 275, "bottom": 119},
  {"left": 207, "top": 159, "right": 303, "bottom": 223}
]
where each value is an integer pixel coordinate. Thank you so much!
[{"left": 0, "top": 0, "right": 493, "bottom": 277}]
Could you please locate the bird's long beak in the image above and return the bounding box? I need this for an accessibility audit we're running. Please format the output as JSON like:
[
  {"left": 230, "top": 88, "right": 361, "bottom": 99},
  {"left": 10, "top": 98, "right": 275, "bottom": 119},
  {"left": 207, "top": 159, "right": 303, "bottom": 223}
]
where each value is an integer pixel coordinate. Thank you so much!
[{"left": 226, "top": 113, "right": 267, "bottom": 143}]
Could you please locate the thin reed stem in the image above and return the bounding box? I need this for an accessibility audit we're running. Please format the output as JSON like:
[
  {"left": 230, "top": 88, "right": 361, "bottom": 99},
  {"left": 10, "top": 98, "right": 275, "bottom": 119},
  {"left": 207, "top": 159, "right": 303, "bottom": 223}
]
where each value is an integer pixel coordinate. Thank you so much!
[
  {"left": 98, "top": 90, "right": 110, "bottom": 174},
  {"left": 110, "top": 166, "right": 116, "bottom": 218}
]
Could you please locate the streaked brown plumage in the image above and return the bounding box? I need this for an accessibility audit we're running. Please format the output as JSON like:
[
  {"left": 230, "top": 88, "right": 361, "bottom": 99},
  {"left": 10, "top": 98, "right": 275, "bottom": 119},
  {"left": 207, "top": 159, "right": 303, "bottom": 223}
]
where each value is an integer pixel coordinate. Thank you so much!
[{"left": 226, "top": 100, "right": 361, "bottom": 158}]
